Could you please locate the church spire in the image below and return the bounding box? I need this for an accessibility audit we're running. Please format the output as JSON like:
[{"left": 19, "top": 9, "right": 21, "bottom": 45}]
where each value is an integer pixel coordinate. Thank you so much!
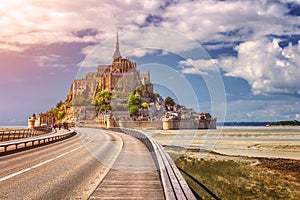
[
  {"left": 116, "top": 32, "right": 119, "bottom": 51},
  {"left": 113, "top": 32, "right": 121, "bottom": 60}
]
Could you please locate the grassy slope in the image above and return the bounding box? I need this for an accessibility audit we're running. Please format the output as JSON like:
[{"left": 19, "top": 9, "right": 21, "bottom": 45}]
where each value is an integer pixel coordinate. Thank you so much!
[{"left": 175, "top": 155, "right": 300, "bottom": 200}]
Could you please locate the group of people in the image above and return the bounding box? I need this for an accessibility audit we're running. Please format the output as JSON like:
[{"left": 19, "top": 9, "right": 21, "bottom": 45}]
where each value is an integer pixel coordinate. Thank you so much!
[{"left": 53, "top": 122, "right": 69, "bottom": 130}]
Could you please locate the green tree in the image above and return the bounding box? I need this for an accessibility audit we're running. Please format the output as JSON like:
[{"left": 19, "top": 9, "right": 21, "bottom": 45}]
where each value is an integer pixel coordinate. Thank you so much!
[
  {"left": 93, "top": 91, "right": 112, "bottom": 112},
  {"left": 48, "top": 107, "right": 59, "bottom": 118},
  {"left": 141, "top": 102, "right": 148, "bottom": 108},
  {"left": 128, "top": 94, "right": 141, "bottom": 106},
  {"left": 165, "top": 96, "right": 175, "bottom": 106},
  {"left": 66, "top": 94, "right": 72, "bottom": 103},
  {"left": 99, "top": 104, "right": 111, "bottom": 111},
  {"left": 58, "top": 110, "right": 66, "bottom": 119},
  {"left": 129, "top": 105, "right": 139, "bottom": 116},
  {"left": 47, "top": 106, "right": 65, "bottom": 123},
  {"left": 56, "top": 100, "right": 63, "bottom": 108}
]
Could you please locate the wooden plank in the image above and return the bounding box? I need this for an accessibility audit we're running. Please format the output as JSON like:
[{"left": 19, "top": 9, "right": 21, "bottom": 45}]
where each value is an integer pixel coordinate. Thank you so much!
[
  {"left": 101, "top": 128, "right": 196, "bottom": 200},
  {"left": 90, "top": 132, "right": 164, "bottom": 200}
]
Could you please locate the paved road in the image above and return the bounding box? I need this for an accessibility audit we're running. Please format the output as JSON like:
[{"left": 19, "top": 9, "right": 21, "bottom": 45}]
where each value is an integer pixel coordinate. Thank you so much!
[
  {"left": 0, "top": 128, "right": 165, "bottom": 199},
  {"left": 0, "top": 128, "right": 122, "bottom": 200}
]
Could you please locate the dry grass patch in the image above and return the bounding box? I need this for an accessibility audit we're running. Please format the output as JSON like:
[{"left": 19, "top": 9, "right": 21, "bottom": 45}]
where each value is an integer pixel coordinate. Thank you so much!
[{"left": 174, "top": 155, "right": 300, "bottom": 199}]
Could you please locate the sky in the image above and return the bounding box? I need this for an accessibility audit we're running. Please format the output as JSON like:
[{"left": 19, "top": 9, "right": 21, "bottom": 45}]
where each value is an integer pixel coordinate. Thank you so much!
[{"left": 0, "top": 0, "right": 300, "bottom": 125}]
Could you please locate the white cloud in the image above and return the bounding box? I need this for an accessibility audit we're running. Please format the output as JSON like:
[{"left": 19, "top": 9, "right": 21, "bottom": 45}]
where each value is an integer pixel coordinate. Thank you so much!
[
  {"left": 221, "top": 38, "right": 300, "bottom": 95},
  {"left": 0, "top": 0, "right": 299, "bottom": 53},
  {"left": 78, "top": 27, "right": 211, "bottom": 68},
  {"left": 125, "top": 48, "right": 157, "bottom": 58},
  {"left": 0, "top": 44, "right": 24, "bottom": 52},
  {"left": 1, "top": 1, "right": 298, "bottom": 90},
  {"left": 161, "top": 0, "right": 298, "bottom": 44},
  {"left": 81, "top": 45, "right": 97, "bottom": 56},
  {"left": 203, "top": 42, "right": 235, "bottom": 50},
  {"left": 33, "top": 54, "right": 61, "bottom": 67},
  {"left": 179, "top": 58, "right": 219, "bottom": 75},
  {"left": 0, "top": 0, "right": 156, "bottom": 52}
]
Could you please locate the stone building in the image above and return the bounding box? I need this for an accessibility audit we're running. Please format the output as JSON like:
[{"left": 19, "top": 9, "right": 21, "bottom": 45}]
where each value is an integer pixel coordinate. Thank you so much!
[
  {"left": 71, "top": 33, "right": 152, "bottom": 100},
  {"left": 69, "top": 33, "right": 153, "bottom": 120},
  {"left": 28, "top": 113, "right": 55, "bottom": 128}
]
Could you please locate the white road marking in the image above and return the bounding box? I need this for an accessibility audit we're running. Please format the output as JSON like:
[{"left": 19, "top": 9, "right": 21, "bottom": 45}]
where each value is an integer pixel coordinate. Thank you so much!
[
  {"left": 0, "top": 145, "right": 84, "bottom": 182},
  {"left": 0, "top": 129, "right": 117, "bottom": 182}
]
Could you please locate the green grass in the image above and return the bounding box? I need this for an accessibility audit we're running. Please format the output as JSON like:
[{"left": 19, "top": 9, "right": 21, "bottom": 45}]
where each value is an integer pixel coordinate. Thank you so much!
[{"left": 175, "top": 155, "right": 300, "bottom": 200}]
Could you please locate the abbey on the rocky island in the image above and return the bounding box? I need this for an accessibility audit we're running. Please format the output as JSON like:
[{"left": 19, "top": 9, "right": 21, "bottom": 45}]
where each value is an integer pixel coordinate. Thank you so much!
[
  {"left": 68, "top": 33, "right": 153, "bottom": 120},
  {"left": 27, "top": 33, "right": 216, "bottom": 130},
  {"left": 71, "top": 33, "right": 153, "bottom": 100}
]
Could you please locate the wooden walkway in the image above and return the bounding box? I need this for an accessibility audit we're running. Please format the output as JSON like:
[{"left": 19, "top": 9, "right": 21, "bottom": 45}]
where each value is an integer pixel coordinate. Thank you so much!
[{"left": 89, "top": 131, "right": 164, "bottom": 200}]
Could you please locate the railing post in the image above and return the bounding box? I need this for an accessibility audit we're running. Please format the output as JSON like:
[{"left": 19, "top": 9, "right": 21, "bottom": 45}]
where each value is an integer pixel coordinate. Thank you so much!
[{"left": 1, "top": 131, "right": 4, "bottom": 141}]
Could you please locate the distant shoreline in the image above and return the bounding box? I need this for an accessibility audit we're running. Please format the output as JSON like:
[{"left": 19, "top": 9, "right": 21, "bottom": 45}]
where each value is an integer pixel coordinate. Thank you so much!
[
  {"left": 266, "top": 120, "right": 300, "bottom": 126},
  {"left": 0, "top": 125, "right": 27, "bottom": 129},
  {"left": 1, "top": 121, "right": 299, "bottom": 128},
  {"left": 218, "top": 122, "right": 270, "bottom": 126}
]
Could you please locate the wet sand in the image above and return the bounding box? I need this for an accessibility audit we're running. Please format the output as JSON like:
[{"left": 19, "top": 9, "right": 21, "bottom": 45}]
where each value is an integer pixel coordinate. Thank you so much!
[
  {"left": 145, "top": 127, "right": 300, "bottom": 199},
  {"left": 145, "top": 126, "right": 300, "bottom": 160}
]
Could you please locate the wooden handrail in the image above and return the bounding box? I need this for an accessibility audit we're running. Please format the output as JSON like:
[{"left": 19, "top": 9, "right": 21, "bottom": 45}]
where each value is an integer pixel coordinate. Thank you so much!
[{"left": 109, "top": 127, "right": 196, "bottom": 200}]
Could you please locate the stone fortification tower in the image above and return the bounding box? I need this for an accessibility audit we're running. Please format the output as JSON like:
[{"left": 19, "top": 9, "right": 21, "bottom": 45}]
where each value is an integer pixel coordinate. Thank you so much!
[{"left": 28, "top": 114, "right": 37, "bottom": 129}]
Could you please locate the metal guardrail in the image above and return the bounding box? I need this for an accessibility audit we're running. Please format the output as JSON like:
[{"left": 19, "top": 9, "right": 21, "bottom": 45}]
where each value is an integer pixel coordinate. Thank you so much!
[
  {"left": 0, "top": 127, "right": 52, "bottom": 142},
  {"left": 110, "top": 127, "right": 196, "bottom": 200},
  {"left": 0, "top": 129, "right": 76, "bottom": 152}
]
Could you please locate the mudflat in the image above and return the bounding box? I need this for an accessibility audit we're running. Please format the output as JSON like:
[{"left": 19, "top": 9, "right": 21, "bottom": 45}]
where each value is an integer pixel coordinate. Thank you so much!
[{"left": 146, "top": 126, "right": 300, "bottom": 199}]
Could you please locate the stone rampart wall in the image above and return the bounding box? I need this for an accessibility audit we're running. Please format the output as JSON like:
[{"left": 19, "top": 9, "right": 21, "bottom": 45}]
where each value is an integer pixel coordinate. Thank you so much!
[{"left": 116, "top": 120, "right": 163, "bottom": 130}]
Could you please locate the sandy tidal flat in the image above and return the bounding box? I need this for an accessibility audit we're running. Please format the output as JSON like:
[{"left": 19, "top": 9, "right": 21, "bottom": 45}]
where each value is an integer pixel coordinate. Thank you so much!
[{"left": 146, "top": 126, "right": 300, "bottom": 160}]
